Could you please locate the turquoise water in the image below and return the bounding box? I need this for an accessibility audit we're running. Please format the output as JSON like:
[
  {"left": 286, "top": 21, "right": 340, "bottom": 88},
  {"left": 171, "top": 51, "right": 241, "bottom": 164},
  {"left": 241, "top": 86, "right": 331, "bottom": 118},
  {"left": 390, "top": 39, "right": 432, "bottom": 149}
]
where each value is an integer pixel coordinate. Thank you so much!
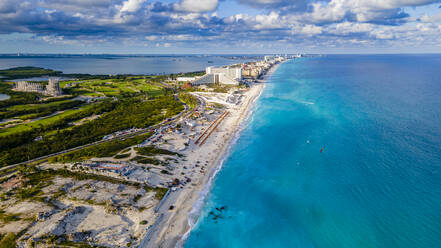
[{"left": 185, "top": 55, "right": 441, "bottom": 248}]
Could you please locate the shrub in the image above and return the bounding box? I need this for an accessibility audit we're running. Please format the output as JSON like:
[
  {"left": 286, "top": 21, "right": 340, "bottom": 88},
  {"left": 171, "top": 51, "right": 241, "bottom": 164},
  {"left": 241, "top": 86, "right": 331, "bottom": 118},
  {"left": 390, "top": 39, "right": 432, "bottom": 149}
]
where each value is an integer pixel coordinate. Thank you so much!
[{"left": 0, "top": 233, "right": 17, "bottom": 248}]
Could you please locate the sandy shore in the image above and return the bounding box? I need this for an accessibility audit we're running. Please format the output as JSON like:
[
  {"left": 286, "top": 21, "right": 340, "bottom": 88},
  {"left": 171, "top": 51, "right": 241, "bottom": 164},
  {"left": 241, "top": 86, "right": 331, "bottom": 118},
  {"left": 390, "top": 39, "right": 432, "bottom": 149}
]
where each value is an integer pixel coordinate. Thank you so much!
[{"left": 143, "top": 63, "right": 282, "bottom": 248}]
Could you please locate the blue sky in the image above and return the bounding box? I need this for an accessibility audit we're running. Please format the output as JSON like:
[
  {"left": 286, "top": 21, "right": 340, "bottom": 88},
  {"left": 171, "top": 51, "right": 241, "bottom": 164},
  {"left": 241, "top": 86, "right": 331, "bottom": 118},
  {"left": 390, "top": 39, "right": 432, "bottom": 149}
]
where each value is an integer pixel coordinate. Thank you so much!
[{"left": 0, "top": 0, "right": 440, "bottom": 54}]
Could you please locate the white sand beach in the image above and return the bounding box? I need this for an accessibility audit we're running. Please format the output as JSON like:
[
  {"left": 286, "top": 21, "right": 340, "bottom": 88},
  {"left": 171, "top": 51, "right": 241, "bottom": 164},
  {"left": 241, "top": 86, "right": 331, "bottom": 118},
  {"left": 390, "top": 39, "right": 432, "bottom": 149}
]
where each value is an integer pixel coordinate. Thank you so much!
[{"left": 143, "top": 63, "right": 281, "bottom": 248}]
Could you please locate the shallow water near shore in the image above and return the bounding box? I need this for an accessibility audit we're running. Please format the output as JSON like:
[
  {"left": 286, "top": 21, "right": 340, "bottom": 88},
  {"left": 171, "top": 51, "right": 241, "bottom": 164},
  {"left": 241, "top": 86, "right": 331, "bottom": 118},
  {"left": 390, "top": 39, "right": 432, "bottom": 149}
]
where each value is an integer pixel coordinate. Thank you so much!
[{"left": 184, "top": 55, "right": 441, "bottom": 248}]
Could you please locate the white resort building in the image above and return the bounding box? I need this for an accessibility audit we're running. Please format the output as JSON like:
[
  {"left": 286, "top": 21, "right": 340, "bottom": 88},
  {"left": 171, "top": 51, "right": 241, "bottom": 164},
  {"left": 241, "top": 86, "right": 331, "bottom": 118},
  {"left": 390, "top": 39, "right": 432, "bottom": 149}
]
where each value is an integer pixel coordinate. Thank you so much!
[
  {"left": 176, "top": 77, "right": 200, "bottom": 82},
  {"left": 14, "top": 81, "right": 44, "bottom": 92},
  {"left": 192, "top": 66, "right": 242, "bottom": 86},
  {"left": 46, "top": 78, "right": 63, "bottom": 96},
  {"left": 14, "top": 78, "right": 63, "bottom": 97}
]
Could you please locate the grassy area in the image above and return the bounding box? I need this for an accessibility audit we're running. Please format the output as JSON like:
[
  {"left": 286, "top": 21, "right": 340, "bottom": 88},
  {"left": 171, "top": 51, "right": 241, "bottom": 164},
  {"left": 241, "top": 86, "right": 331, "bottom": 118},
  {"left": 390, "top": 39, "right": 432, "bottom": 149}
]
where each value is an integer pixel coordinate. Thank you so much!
[
  {"left": 152, "top": 187, "right": 169, "bottom": 200},
  {"left": 0, "top": 69, "right": 185, "bottom": 167},
  {"left": 64, "top": 78, "right": 165, "bottom": 98},
  {"left": 0, "top": 233, "right": 16, "bottom": 248},
  {"left": 0, "top": 100, "right": 111, "bottom": 138},
  {"left": 178, "top": 92, "right": 198, "bottom": 109},
  {"left": 49, "top": 133, "right": 151, "bottom": 163},
  {"left": 135, "top": 146, "right": 180, "bottom": 157},
  {"left": 1, "top": 95, "right": 183, "bottom": 166},
  {"left": 0, "top": 99, "right": 83, "bottom": 120}
]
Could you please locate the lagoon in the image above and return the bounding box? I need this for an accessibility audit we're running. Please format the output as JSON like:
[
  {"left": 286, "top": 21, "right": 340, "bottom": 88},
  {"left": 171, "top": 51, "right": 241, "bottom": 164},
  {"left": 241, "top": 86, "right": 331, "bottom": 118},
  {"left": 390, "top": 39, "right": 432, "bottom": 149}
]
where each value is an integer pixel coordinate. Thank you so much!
[
  {"left": 0, "top": 94, "right": 10, "bottom": 101},
  {"left": 0, "top": 55, "right": 255, "bottom": 75}
]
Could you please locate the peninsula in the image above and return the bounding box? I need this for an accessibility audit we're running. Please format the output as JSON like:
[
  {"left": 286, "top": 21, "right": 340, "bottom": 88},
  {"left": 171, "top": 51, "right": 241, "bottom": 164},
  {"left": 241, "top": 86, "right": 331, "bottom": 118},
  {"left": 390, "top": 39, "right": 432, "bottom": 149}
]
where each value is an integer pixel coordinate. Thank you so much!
[{"left": 0, "top": 56, "right": 288, "bottom": 247}]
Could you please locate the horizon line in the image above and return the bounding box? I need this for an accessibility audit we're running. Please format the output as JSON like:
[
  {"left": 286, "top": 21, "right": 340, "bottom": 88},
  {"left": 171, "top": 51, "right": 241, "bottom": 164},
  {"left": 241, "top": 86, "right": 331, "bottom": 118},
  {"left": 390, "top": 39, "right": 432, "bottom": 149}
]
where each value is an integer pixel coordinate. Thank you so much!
[{"left": 1, "top": 52, "right": 441, "bottom": 56}]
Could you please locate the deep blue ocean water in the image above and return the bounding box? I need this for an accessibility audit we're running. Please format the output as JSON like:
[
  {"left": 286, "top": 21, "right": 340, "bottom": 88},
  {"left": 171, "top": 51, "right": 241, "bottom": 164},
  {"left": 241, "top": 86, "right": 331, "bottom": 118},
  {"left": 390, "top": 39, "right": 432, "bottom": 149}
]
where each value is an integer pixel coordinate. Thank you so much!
[{"left": 185, "top": 55, "right": 441, "bottom": 248}]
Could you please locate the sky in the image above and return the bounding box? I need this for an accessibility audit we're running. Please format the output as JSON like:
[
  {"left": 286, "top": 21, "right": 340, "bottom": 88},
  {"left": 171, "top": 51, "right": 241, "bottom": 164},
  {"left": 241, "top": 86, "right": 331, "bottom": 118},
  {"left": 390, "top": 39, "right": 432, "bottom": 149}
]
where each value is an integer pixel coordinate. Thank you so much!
[{"left": 0, "top": 0, "right": 440, "bottom": 54}]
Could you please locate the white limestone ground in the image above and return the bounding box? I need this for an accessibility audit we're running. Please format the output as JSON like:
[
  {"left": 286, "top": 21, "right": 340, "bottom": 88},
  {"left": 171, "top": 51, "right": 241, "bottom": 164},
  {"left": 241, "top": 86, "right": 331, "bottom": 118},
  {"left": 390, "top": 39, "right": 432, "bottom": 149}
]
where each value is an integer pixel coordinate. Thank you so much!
[{"left": 1, "top": 175, "right": 161, "bottom": 247}]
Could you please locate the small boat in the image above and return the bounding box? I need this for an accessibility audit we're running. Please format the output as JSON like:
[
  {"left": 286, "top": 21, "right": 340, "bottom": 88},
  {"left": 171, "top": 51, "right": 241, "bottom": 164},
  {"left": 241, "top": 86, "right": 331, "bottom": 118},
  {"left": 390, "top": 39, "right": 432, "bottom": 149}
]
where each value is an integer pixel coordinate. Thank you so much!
[{"left": 320, "top": 147, "right": 324, "bottom": 153}]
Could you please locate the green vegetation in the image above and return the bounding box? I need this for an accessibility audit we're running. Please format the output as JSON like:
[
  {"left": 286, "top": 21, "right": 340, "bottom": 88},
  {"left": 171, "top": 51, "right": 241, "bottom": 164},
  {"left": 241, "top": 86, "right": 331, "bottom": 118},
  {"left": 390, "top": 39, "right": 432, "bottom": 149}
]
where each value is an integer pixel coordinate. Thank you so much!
[
  {"left": 0, "top": 69, "right": 187, "bottom": 247},
  {"left": 130, "top": 146, "right": 180, "bottom": 165},
  {"left": 9, "top": 166, "right": 168, "bottom": 204},
  {"left": 35, "top": 234, "right": 104, "bottom": 248},
  {"left": 114, "top": 153, "right": 130, "bottom": 159},
  {"left": 141, "top": 184, "right": 169, "bottom": 200},
  {"left": 0, "top": 67, "right": 61, "bottom": 80},
  {"left": 49, "top": 134, "right": 150, "bottom": 163},
  {"left": 178, "top": 92, "right": 198, "bottom": 109},
  {"left": 153, "top": 187, "right": 169, "bottom": 200},
  {"left": 0, "top": 233, "right": 16, "bottom": 248},
  {"left": 170, "top": 71, "right": 204, "bottom": 80},
  {"left": 0, "top": 99, "right": 83, "bottom": 120},
  {"left": 131, "top": 156, "right": 164, "bottom": 165},
  {"left": 135, "top": 146, "right": 180, "bottom": 157},
  {"left": 14, "top": 167, "right": 138, "bottom": 199},
  {"left": 0, "top": 82, "right": 41, "bottom": 108},
  {"left": 0, "top": 95, "right": 183, "bottom": 166},
  {"left": 0, "top": 210, "right": 21, "bottom": 223},
  {"left": 64, "top": 77, "right": 165, "bottom": 98},
  {"left": 120, "top": 147, "right": 131, "bottom": 153},
  {"left": 0, "top": 100, "right": 116, "bottom": 148},
  {"left": 0, "top": 68, "right": 187, "bottom": 167},
  {"left": 16, "top": 186, "right": 43, "bottom": 200}
]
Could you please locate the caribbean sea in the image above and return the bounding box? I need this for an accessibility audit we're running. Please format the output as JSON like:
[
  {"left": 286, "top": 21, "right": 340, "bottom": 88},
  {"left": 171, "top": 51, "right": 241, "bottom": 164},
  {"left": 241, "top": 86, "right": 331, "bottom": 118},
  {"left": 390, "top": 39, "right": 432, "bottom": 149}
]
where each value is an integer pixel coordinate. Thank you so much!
[{"left": 184, "top": 55, "right": 441, "bottom": 248}]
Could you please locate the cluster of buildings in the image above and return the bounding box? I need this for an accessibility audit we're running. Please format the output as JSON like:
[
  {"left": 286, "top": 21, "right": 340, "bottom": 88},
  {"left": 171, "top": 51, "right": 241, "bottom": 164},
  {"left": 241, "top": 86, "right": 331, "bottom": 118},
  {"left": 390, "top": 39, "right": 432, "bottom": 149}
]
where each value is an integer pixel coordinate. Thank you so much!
[
  {"left": 242, "top": 55, "right": 287, "bottom": 79},
  {"left": 183, "top": 66, "right": 243, "bottom": 86},
  {"left": 176, "top": 55, "right": 289, "bottom": 86},
  {"left": 14, "top": 78, "right": 63, "bottom": 97}
]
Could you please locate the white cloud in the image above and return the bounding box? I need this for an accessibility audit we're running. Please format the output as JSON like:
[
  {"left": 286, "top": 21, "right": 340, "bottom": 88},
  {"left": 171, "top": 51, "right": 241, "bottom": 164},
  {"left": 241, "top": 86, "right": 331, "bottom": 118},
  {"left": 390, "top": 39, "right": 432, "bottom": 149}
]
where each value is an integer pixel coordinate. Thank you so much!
[
  {"left": 0, "top": 0, "right": 440, "bottom": 52},
  {"left": 174, "top": 0, "right": 218, "bottom": 13},
  {"left": 330, "top": 22, "right": 375, "bottom": 35},
  {"left": 301, "top": 24, "right": 323, "bottom": 36},
  {"left": 254, "top": 12, "right": 282, "bottom": 29},
  {"left": 120, "top": 0, "right": 146, "bottom": 12},
  {"left": 420, "top": 13, "right": 441, "bottom": 23}
]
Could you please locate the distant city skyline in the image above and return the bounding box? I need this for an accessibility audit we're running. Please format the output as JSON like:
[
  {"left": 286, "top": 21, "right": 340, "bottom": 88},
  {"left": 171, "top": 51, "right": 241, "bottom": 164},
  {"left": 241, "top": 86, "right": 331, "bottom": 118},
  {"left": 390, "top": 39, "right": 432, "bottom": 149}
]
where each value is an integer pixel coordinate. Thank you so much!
[{"left": 0, "top": 0, "right": 440, "bottom": 54}]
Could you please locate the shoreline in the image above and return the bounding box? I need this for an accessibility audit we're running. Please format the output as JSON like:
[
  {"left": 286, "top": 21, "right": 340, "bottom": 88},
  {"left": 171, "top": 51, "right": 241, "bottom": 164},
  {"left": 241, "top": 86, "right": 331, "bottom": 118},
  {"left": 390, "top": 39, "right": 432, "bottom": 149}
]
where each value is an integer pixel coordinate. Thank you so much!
[{"left": 143, "top": 62, "right": 283, "bottom": 248}]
